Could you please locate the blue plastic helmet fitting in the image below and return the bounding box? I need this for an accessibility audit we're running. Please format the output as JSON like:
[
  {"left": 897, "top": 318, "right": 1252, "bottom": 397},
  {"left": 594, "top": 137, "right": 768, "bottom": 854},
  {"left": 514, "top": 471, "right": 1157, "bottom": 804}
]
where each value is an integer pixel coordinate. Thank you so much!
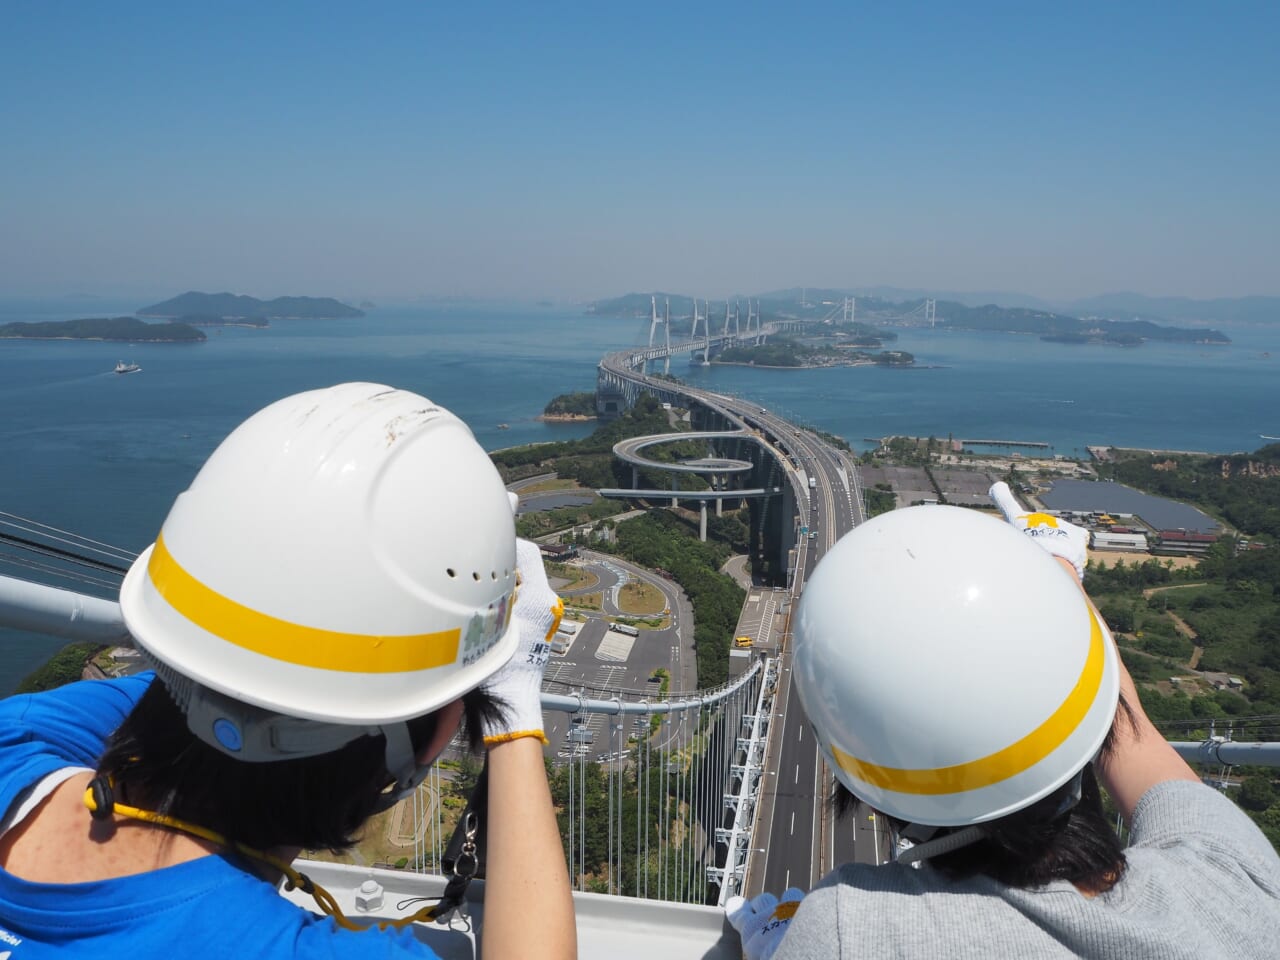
[{"left": 213, "top": 717, "right": 243, "bottom": 752}]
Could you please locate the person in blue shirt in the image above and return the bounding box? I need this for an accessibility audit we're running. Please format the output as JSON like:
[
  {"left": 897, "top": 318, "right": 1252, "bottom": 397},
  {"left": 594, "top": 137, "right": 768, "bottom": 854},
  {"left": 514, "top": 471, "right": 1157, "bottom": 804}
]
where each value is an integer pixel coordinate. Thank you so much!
[{"left": 0, "top": 383, "right": 575, "bottom": 959}]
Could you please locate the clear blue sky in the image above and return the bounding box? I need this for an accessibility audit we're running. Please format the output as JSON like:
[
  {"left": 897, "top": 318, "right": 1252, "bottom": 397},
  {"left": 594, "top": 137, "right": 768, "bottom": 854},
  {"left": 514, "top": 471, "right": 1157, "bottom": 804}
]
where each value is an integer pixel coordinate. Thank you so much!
[{"left": 2, "top": 2, "right": 1276, "bottom": 302}]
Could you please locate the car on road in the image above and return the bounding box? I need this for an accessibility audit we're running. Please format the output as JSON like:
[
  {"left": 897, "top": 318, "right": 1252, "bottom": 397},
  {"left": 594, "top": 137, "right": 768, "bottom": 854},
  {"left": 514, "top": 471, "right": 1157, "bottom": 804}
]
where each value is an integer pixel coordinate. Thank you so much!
[{"left": 734, "top": 635, "right": 753, "bottom": 648}]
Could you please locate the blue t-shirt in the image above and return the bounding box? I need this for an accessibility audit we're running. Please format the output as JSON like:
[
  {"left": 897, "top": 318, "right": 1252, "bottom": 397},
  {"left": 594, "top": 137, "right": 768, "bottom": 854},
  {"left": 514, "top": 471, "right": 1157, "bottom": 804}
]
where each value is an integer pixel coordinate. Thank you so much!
[{"left": 0, "top": 674, "right": 438, "bottom": 958}]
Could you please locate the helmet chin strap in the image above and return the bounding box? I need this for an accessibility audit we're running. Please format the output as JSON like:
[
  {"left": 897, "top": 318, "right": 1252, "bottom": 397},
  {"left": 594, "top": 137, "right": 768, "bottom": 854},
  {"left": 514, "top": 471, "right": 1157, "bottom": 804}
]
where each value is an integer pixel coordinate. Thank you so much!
[
  {"left": 894, "top": 771, "right": 1086, "bottom": 866},
  {"left": 375, "top": 721, "right": 432, "bottom": 812},
  {"left": 896, "top": 825, "right": 985, "bottom": 865}
]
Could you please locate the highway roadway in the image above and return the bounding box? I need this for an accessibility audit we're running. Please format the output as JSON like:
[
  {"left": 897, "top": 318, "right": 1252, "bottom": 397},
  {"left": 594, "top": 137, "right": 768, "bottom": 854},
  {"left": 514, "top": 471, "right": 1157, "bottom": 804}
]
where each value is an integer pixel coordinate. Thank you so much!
[
  {"left": 737, "top": 407, "right": 889, "bottom": 890},
  {"left": 597, "top": 348, "right": 892, "bottom": 891}
]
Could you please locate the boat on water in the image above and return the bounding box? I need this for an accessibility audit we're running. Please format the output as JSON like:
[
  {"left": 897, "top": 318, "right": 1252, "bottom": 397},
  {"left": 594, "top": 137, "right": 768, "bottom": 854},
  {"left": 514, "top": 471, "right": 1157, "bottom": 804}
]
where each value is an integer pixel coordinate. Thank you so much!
[{"left": 114, "top": 361, "right": 141, "bottom": 374}]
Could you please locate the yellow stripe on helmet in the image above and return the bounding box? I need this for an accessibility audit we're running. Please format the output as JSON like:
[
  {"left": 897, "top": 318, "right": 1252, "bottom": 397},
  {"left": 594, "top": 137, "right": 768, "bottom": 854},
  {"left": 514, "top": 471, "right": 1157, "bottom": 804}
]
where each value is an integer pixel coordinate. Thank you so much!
[
  {"left": 832, "top": 608, "right": 1106, "bottom": 795},
  {"left": 147, "top": 533, "right": 461, "bottom": 673}
]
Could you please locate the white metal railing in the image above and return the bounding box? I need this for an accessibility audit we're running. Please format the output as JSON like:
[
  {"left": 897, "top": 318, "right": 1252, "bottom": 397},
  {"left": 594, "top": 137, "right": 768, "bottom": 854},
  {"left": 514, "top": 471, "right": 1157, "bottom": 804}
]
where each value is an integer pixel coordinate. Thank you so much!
[{"left": 708, "top": 656, "right": 777, "bottom": 904}]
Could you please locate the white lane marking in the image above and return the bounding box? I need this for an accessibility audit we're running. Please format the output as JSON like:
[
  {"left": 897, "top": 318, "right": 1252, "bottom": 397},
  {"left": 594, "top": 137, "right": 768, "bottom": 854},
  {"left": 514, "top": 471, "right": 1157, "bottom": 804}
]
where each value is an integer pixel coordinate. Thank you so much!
[
  {"left": 790, "top": 812, "right": 795, "bottom": 835},
  {"left": 798, "top": 725, "right": 803, "bottom": 742},
  {"left": 794, "top": 764, "right": 800, "bottom": 784}
]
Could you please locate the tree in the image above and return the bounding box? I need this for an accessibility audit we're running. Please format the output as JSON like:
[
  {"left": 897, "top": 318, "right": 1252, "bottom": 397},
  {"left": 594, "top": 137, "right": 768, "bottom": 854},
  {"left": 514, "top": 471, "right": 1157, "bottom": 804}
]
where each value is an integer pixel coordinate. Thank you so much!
[
  {"left": 1238, "top": 775, "right": 1277, "bottom": 813},
  {"left": 15, "top": 642, "right": 102, "bottom": 693},
  {"left": 1099, "top": 600, "right": 1135, "bottom": 634}
]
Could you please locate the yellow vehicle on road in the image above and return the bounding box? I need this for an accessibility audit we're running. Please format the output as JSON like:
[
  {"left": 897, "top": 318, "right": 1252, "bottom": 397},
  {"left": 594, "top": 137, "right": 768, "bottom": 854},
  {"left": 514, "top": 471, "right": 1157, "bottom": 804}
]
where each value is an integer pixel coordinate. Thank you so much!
[{"left": 734, "top": 635, "right": 753, "bottom": 648}]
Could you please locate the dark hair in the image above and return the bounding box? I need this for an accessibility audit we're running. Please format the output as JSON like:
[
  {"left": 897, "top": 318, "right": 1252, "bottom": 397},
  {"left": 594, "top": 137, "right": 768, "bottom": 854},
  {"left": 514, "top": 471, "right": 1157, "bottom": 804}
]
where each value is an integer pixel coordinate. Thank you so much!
[
  {"left": 97, "top": 679, "right": 503, "bottom": 852},
  {"left": 833, "top": 694, "right": 1137, "bottom": 892}
]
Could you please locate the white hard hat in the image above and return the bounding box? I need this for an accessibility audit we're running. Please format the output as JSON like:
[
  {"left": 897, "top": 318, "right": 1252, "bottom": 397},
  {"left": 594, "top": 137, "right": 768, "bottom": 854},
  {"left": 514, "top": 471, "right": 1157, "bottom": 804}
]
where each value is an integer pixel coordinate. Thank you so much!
[
  {"left": 793, "top": 505, "right": 1119, "bottom": 827},
  {"left": 120, "top": 383, "right": 520, "bottom": 729}
]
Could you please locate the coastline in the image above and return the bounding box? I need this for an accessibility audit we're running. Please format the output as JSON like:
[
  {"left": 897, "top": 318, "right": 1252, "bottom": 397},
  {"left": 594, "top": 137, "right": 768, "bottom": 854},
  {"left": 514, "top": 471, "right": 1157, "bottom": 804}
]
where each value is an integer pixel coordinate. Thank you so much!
[
  {"left": 538, "top": 413, "right": 598, "bottom": 423},
  {"left": 710, "top": 359, "right": 910, "bottom": 371},
  {"left": 0, "top": 335, "right": 203, "bottom": 343}
]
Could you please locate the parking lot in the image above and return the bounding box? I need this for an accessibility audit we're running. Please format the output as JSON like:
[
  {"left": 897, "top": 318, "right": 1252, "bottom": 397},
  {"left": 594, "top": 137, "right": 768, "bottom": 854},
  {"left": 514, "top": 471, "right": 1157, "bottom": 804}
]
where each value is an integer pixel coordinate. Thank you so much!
[{"left": 542, "top": 553, "right": 692, "bottom": 761}]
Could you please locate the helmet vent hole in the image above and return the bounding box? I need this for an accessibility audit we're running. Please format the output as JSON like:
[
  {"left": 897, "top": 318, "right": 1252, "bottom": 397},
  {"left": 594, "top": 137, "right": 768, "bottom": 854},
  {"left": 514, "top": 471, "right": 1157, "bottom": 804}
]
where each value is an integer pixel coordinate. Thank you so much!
[
  {"left": 472, "top": 572, "right": 481, "bottom": 581},
  {"left": 490, "top": 571, "right": 497, "bottom": 580},
  {"left": 446, "top": 568, "right": 456, "bottom": 578}
]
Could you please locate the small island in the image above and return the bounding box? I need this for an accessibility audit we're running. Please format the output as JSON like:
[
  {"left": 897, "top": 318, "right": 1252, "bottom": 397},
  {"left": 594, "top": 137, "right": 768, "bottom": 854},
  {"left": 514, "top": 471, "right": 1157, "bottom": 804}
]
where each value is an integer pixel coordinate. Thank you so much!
[
  {"left": 715, "top": 337, "right": 913, "bottom": 369},
  {"left": 138, "top": 291, "right": 364, "bottom": 321},
  {"left": 0, "top": 317, "right": 206, "bottom": 342},
  {"left": 540, "top": 391, "right": 599, "bottom": 421}
]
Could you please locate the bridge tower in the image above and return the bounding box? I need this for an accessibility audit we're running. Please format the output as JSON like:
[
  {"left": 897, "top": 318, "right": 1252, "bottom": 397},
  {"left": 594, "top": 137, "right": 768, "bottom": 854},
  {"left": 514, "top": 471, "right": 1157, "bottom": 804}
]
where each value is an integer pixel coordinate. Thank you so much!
[
  {"left": 702, "top": 300, "right": 713, "bottom": 365},
  {"left": 646, "top": 296, "right": 674, "bottom": 376},
  {"left": 689, "top": 298, "right": 711, "bottom": 366},
  {"left": 926, "top": 298, "right": 937, "bottom": 327},
  {"left": 670, "top": 300, "right": 680, "bottom": 376},
  {"left": 733, "top": 300, "right": 741, "bottom": 337}
]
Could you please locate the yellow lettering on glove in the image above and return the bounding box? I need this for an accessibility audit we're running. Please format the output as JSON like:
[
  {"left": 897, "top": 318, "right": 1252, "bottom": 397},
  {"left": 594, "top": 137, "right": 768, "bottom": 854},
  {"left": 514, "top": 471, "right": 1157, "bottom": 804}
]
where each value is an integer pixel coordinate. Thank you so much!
[
  {"left": 772, "top": 901, "right": 801, "bottom": 921},
  {"left": 544, "top": 596, "right": 565, "bottom": 642},
  {"left": 1019, "top": 512, "right": 1060, "bottom": 529}
]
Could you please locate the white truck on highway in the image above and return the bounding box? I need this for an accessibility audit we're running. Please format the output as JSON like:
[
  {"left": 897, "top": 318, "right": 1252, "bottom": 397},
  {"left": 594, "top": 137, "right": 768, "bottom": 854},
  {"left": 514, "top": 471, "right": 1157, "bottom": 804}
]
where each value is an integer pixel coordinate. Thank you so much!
[{"left": 808, "top": 475, "right": 817, "bottom": 490}]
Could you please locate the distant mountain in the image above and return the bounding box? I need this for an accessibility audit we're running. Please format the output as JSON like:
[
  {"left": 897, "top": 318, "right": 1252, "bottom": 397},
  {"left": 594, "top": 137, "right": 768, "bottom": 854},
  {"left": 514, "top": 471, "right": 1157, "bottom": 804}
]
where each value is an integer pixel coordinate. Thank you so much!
[
  {"left": 138, "top": 292, "right": 364, "bottom": 320},
  {"left": 756, "top": 286, "right": 1059, "bottom": 311},
  {"left": 754, "top": 287, "right": 1278, "bottom": 325},
  {"left": 1062, "top": 292, "right": 1280, "bottom": 326},
  {"left": 932, "top": 301, "right": 1228, "bottom": 344},
  {"left": 586, "top": 291, "right": 1230, "bottom": 345},
  {"left": 0, "top": 317, "right": 206, "bottom": 342}
]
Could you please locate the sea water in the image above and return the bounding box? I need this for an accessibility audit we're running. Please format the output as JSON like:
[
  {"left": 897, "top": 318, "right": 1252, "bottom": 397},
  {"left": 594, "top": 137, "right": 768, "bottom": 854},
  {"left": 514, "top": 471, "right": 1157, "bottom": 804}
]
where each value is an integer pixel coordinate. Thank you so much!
[{"left": 1, "top": 298, "right": 1277, "bottom": 691}]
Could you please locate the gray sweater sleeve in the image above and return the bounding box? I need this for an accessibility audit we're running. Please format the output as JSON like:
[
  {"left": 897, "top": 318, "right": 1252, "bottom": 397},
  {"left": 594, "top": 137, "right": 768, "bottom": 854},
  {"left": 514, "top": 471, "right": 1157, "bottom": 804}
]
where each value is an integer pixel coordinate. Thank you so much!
[{"left": 771, "top": 779, "right": 1280, "bottom": 960}]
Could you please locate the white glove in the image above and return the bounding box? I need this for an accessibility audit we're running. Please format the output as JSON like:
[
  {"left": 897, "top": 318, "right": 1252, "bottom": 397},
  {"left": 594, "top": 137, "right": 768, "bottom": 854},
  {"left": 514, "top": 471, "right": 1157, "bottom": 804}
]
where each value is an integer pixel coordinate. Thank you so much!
[
  {"left": 989, "top": 481, "right": 1088, "bottom": 580},
  {"left": 481, "top": 538, "right": 564, "bottom": 747},
  {"left": 725, "top": 888, "right": 805, "bottom": 960}
]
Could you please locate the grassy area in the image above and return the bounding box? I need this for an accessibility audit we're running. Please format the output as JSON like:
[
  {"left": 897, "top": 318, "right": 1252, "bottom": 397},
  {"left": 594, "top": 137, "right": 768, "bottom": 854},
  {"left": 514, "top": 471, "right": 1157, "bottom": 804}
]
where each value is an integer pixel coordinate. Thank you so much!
[
  {"left": 570, "top": 593, "right": 603, "bottom": 611},
  {"left": 515, "top": 497, "right": 626, "bottom": 539},
  {"left": 614, "top": 615, "right": 668, "bottom": 629},
  {"left": 519, "top": 477, "right": 583, "bottom": 495},
  {"left": 617, "top": 580, "right": 666, "bottom": 615},
  {"left": 546, "top": 562, "right": 597, "bottom": 592}
]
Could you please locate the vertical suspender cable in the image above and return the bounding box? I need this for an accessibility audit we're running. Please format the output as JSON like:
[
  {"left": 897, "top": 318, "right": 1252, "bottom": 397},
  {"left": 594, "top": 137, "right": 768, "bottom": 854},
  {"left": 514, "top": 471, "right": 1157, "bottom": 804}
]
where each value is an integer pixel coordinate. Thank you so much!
[
  {"left": 644, "top": 717, "right": 651, "bottom": 898},
  {"left": 606, "top": 717, "right": 615, "bottom": 894},
  {"left": 567, "top": 740, "right": 576, "bottom": 890},
  {"left": 579, "top": 740, "right": 587, "bottom": 890}
]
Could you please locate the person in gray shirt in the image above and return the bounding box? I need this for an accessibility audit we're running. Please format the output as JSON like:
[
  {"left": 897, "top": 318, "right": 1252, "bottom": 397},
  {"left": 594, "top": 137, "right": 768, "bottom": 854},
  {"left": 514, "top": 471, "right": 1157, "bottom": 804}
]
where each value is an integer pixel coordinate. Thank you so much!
[{"left": 730, "top": 490, "right": 1280, "bottom": 959}]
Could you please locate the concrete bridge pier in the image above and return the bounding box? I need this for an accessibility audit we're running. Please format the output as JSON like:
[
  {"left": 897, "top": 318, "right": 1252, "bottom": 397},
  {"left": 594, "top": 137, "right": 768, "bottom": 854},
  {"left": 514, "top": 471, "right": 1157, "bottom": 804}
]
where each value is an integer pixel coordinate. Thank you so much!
[
  {"left": 632, "top": 466, "right": 638, "bottom": 489},
  {"left": 700, "top": 501, "right": 708, "bottom": 541},
  {"left": 671, "top": 475, "right": 678, "bottom": 507}
]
